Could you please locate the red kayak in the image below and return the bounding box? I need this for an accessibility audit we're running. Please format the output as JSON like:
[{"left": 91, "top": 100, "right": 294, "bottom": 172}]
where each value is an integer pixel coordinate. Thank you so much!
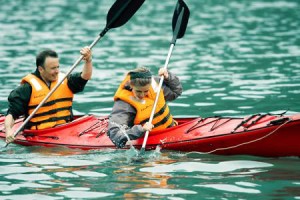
[{"left": 0, "top": 113, "right": 299, "bottom": 157}]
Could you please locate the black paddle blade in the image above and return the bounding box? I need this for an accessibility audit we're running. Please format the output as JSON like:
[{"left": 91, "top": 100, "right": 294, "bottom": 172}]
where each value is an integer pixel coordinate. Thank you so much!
[
  {"left": 171, "top": 0, "right": 190, "bottom": 43},
  {"left": 105, "top": 0, "right": 145, "bottom": 31}
]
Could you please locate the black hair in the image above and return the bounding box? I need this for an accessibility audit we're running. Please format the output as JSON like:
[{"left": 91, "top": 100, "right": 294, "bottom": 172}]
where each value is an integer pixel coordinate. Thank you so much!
[
  {"left": 128, "top": 66, "right": 152, "bottom": 87},
  {"left": 36, "top": 49, "right": 58, "bottom": 68}
]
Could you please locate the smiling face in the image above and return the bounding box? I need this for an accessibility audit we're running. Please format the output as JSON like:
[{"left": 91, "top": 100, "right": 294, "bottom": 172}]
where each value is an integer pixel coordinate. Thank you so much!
[
  {"left": 131, "top": 83, "right": 151, "bottom": 100},
  {"left": 38, "top": 56, "right": 60, "bottom": 83}
]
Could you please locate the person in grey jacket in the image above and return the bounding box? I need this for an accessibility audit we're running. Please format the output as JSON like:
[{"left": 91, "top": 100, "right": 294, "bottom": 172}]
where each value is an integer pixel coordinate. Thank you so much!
[{"left": 107, "top": 66, "right": 182, "bottom": 148}]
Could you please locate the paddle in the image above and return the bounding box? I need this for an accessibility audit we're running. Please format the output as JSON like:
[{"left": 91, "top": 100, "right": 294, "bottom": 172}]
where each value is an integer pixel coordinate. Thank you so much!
[
  {"left": 5, "top": 0, "right": 145, "bottom": 147},
  {"left": 139, "top": 0, "right": 190, "bottom": 154}
]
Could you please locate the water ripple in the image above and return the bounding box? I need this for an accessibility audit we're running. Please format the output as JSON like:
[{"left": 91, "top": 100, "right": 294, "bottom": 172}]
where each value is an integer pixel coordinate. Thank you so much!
[
  {"left": 132, "top": 188, "right": 197, "bottom": 195},
  {"left": 140, "top": 160, "right": 272, "bottom": 173},
  {"left": 5, "top": 173, "right": 52, "bottom": 181},
  {"left": 56, "top": 191, "right": 114, "bottom": 199},
  {"left": 195, "top": 183, "right": 260, "bottom": 194}
]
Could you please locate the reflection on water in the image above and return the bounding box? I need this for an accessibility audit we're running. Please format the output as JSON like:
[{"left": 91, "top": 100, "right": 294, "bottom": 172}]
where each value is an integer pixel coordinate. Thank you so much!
[
  {"left": 0, "top": 0, "right": 300, "bottom": 199},
  {"left": 0, "top": 144, "right": 300, "bottom": 199}
]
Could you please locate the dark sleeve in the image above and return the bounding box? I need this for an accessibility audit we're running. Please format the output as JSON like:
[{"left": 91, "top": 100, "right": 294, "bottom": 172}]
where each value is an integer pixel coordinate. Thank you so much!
[
  {"left": 107, "top": 100, "right": 145, "bottom": 148},
  {"left": 67, "top": 72, "right": 88, "bottom": 94},
  {"left": 154, "top": 70, "right": 183, "bottom": 101},
  {"left": 6, "top": 83, "right": 31, "bottom": 119}
]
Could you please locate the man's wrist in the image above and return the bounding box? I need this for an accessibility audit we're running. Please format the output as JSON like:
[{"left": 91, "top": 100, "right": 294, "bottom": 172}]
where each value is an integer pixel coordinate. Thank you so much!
[{"left": 85, "top": 58, "right": 92, "bottom": 63}]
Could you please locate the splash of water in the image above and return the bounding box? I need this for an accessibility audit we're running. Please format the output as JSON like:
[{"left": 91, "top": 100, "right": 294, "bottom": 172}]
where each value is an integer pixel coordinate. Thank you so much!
[
  {"left": 110, "top": 121, "right": 134, "bottom": 147},
  {"left": 147, "top": 146, "right": 162, "bottom": 160},
  {"left": 110, "top": 121, "right": 163, "bottom": 162}
]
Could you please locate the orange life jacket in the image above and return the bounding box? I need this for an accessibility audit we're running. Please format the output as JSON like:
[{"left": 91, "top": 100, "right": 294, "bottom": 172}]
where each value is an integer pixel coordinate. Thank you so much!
[
  {"left": 21, "top": 73, "right": 74, "bottom": 130},
  {"left": 114, "top": 75, "right": 175, "bottom": 131}
]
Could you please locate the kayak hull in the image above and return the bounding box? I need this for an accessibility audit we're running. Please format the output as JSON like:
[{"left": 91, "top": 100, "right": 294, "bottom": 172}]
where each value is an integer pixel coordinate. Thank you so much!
[{"left": 0, "top": 113, "right": 299, "bottom": 157}]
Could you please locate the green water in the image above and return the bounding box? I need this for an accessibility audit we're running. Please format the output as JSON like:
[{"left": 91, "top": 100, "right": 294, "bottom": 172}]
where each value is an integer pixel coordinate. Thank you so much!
[{"left": 0, "top": 0, "right": 300, "bottom": 199}]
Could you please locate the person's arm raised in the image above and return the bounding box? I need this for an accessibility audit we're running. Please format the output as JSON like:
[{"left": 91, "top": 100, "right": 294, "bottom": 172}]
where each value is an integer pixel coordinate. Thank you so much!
[{"left": 80, "top": 46, "right": 93, "bottom": 80}]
